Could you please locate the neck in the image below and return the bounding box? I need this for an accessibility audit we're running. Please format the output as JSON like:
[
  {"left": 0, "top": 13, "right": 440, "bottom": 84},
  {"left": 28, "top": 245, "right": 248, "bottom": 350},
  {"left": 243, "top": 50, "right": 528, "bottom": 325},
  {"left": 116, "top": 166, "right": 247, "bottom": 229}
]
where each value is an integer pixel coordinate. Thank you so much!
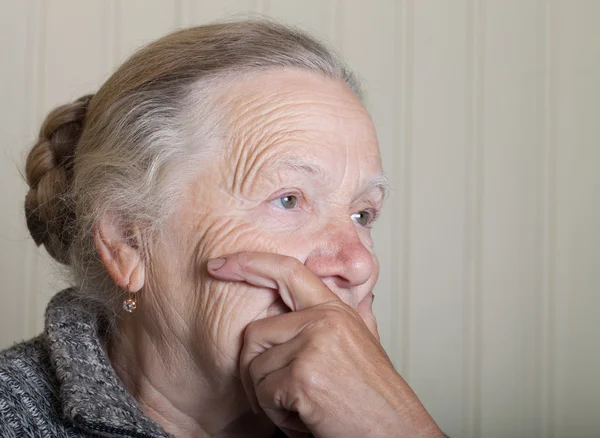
[{"left": 106, "top": 315, "right": 275, "bottom": 438}]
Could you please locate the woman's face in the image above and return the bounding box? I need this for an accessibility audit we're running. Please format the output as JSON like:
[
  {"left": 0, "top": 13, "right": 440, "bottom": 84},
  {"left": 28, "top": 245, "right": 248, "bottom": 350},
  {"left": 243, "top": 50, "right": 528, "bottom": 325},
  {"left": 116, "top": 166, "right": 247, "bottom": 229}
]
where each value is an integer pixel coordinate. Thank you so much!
[{"left": 147, "top": 68, "right": 386, "bottom": 377}]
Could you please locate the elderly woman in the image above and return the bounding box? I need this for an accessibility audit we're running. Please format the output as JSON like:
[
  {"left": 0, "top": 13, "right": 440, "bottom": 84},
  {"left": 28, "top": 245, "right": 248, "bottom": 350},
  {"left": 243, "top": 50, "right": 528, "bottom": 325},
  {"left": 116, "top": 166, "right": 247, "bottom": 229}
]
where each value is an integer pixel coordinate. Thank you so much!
[{"left": 0, "top": 20, "right": 445, "bottom": 438}]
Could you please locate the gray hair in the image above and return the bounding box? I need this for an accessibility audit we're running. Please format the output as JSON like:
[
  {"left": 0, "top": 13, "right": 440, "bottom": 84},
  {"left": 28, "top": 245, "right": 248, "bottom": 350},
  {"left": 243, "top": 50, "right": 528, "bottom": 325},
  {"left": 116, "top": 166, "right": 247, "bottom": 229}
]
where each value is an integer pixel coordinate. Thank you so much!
[{"left": 24, "top": 19, "right": 362, "bottom": 327}]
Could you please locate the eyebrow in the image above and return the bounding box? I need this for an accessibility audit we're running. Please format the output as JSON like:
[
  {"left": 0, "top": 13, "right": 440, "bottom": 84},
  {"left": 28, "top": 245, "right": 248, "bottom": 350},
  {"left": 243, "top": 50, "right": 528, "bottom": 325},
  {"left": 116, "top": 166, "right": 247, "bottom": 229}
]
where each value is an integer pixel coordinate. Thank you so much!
[
  {"left": 268, "top": 157, "right": 391, "bottom": 201},
  {"left": 355, "top": 174, "right": 391, "bottom": 203}
]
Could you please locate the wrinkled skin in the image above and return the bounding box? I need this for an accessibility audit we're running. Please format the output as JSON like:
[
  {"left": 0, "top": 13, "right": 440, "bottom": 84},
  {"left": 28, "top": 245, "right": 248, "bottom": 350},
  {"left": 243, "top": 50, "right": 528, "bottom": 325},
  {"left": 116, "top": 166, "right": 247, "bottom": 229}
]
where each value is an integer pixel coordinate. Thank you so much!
[{"left": 105, "top": 68, "right": 441, "bottom": 438}]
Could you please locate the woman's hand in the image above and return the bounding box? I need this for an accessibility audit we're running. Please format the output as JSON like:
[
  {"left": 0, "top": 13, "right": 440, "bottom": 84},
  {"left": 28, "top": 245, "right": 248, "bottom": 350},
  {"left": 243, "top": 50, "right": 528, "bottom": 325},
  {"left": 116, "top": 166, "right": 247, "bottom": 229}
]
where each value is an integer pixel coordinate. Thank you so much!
[{"left": 208, "top": 252, "right": 442, "bottom": 438}]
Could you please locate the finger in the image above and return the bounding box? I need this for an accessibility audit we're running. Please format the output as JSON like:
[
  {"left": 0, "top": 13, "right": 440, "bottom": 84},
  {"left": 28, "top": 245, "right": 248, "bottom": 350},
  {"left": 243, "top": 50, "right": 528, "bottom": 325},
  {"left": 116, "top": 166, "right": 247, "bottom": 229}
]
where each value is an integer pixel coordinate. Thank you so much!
[
  {"left": 208, "top": 252, "right": 339, "bottom": 311},
  {"left": 243, "top": 335, "right": 306, "bottom": 414},
  {"left": 254, "top": 366, "right": 312, "bottom": 435},
  {"left": 239, "top": 311, "right": 312, "bottom": 412}
]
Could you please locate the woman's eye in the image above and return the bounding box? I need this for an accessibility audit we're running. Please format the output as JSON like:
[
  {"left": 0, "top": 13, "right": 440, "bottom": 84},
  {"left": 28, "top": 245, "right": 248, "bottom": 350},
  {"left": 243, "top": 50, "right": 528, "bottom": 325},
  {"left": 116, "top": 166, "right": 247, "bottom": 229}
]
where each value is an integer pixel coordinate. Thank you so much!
[
  {"left": 274, "top": 195, "right": 298, "bottom": 209},
  {"left": 351, "top": 211, "right": 372, "bottom": 227}
]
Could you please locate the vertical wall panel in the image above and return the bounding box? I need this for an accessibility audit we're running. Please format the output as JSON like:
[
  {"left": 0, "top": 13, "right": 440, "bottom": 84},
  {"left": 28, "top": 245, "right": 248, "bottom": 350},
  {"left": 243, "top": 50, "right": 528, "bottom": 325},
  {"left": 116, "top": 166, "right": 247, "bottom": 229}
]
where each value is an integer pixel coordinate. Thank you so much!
[
  {"left": 479, "top": 1, "right": 543, "bottom": 437},
  {"left": 553, "top": 1, "right": 600, "bottom": 436},
  {"left": 407, "top": 2, "right": 469, "bottom": 436},
  {"left": 42, "top": 0, "right": 112, "bottom": 108},
  {"left": 262, "top": 0, "right": 335, "bottom": 45},
  {"left": 0, "top": 0, "right": 36, "bottom": 345},
  {"left": 464, "top": 1, "right": 485, "bottom": 436},
  {"left": 116, "top": 0, "right": 179, "bottom": 66},
  {"left": 1, "top": 2, "right": 599, "bottom": 436},
  {"left": 393, "top": 0, "right": 414, "bottom": 377},
  {"left": 540, "top": 2, "right": 557, "bottom": 435},
  {"left": 29, "top": 0, "right": 114, "bottom": 335},
  {"left": 185, "top": 0, "right": 258, "bottom": 25}
]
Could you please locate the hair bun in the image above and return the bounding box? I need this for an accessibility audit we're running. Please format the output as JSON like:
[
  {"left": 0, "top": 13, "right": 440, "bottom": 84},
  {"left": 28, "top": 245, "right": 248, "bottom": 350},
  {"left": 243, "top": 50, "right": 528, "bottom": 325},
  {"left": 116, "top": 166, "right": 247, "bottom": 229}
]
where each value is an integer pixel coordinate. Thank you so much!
[{"left": 24, "top": 94, "right": 93, "bottom": 264}]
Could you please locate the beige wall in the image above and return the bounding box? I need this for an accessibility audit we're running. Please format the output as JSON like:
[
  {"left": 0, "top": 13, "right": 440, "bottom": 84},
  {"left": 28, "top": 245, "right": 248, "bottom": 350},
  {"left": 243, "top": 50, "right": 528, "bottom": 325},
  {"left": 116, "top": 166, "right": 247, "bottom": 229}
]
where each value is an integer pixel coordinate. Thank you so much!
[{"left": 1, "top": 1, "right": 598, "bottom": 437}]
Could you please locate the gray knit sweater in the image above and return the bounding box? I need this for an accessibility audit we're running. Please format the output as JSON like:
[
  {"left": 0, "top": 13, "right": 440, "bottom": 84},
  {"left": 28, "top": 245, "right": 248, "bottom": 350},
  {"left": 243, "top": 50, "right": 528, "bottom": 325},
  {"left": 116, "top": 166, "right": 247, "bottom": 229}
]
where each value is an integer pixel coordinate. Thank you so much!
[
  {"left": 0, "top": 289, "right": 174, "bottom": 437},
  {"left": 0, "top": 290, "right": 295, "bottom": 438},
  {"left": 0, "top": 289, "right": 447, "bottom": 438}
]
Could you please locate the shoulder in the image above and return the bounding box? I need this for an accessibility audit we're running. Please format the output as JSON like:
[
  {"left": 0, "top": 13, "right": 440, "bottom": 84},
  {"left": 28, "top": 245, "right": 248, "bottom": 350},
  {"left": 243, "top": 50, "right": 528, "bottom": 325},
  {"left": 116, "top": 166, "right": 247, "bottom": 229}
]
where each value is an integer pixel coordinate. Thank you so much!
[
  {"left": 0, "top": 336, "right": 66, "bottom": 436},
  {"left": 0, "top": 335, "right": 58, "bottom": 399}
]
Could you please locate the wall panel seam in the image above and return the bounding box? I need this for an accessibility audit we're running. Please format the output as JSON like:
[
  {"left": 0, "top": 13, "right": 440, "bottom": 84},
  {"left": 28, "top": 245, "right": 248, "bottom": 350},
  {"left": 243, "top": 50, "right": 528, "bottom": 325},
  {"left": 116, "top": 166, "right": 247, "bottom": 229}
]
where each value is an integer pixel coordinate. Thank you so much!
[
  {"left": 397, "top": 0, "right": 414, "bottom": 378},
  {"left": 26, "top": 0, "right": 47, "bottom": 338},
  {"left": 464, "top": 0, "right": 484, "bottom": 436},
  {"left": 21, "top": 0, "right": 38, "bottom": 340},
  {"left": 174, "top": 0, "right": 184, "bottom": 28},
  {"left": 329, "top": 0, "right": 338, "bottom": 49},
  {"left": 106, "top": 1, "right": 118, "bottom": 74},
  {"left": 463, "top": 0, "right": 474, "bottom": 435},
  {"left": 112, "top": 0, "right": 122, "bottom": 69},
  {"left": 540, "top": 1, "right": 557, "bottom": 436},
  {"left": 257, "top": 0, "right": 269, "bottom": 15},
  {"left": 390, "top": 0, "right": 401, "bottom": 369}
]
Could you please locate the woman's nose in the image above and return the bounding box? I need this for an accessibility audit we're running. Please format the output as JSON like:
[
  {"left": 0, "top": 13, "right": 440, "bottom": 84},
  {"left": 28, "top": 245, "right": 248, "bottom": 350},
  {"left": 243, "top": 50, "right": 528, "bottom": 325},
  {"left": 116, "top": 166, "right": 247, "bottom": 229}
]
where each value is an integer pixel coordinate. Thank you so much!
[{"left": 304, "top": 224, "right": 375, "bottom": 293}]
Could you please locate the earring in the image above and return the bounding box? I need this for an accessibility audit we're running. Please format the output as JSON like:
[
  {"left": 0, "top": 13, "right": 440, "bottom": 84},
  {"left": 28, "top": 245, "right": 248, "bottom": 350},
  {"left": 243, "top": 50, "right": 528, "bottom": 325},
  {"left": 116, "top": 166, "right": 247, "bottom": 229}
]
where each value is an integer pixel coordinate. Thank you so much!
[{"left": 122, "top": 282, "right": 137, "bottom": 313}]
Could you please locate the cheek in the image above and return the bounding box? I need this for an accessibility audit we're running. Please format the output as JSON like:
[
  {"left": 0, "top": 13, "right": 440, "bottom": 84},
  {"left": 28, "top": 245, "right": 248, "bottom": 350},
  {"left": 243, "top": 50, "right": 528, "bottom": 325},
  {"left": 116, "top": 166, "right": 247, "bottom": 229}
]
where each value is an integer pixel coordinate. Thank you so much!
[
  {"left": 194, "top": 218, "right": 267, "bottom": 260},
  {"left": 202, "top": 278, "right": 281, "bottom": 325},
  {"left": 191, "top": 209, "right": 315, "bottom": 263},
  {"left": 192, "top": 216, "right": 298, "bottom": 310}
]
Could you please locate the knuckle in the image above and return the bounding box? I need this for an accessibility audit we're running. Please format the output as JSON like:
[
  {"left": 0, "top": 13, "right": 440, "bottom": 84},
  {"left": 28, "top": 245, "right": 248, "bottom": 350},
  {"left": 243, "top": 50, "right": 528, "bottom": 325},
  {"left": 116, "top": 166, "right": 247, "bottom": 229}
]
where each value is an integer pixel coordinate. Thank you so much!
[
  {"left": 257, "top": 378, "right": 301, "bottom": 414},
  {"left": 278, "top": 256, "right": 302, "bottom": 277},
  {"left": 307, "top": 304, "right": 356, "bottom": 346},
  {"left": 319, "top": 306, "right": 348, "bottom": 333},
  {"left": 237, "top": 252, "right": 252, "bottom": 270},
  {"left": 283, "top": 387, "right": 305, "bottom": 414}
]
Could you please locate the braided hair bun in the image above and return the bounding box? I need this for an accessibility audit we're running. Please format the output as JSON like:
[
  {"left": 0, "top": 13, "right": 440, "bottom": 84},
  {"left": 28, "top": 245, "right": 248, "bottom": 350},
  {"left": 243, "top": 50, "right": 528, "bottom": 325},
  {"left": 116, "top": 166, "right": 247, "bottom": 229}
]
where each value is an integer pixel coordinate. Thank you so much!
[{"left": 24, "top": 95, "right": 93, "bottom": 264}]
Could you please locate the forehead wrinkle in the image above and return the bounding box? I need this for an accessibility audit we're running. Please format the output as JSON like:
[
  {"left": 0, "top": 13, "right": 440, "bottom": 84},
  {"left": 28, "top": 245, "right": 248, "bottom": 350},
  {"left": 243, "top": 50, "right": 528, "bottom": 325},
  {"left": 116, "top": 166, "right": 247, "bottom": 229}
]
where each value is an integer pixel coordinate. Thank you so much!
[
  {"left": 227, "top": 102, "right": 330, "bottom": 195},
  {"left": 216, "top": 71, "right": 376, "bottom": 197},
  {"left": 226, "top": 82, "right": 342, "bottom": 129},
  {"left": 235, "top": 127, "right": 312, "bottom": 195},
  {"left": 224, "top": 82, "right": 363, "bottom": 147},
  {"left": 223, "top": 94, "right": 276, "bottom": 192},
  {"left": 261, "top": 157, "right": 334, "bottom": 187},
  {"left": 225, "top": 77, "right": 361, "bottom": 120}
]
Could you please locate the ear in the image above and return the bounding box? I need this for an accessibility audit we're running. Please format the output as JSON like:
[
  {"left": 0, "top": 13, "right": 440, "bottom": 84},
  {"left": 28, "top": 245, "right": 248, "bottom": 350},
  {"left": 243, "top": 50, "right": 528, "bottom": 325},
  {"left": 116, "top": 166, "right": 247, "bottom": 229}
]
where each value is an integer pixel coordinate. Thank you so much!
[{"left": 94, "top": 212, "right": 145, "bottom": 293}]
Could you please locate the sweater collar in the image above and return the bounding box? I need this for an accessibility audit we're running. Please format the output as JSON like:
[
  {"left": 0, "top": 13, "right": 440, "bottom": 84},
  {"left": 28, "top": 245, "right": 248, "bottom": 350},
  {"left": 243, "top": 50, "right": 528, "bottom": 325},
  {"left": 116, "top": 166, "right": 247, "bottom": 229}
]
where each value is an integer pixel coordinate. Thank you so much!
[{"left": 44, "top": 289, "right": 171, "bottom": 438}]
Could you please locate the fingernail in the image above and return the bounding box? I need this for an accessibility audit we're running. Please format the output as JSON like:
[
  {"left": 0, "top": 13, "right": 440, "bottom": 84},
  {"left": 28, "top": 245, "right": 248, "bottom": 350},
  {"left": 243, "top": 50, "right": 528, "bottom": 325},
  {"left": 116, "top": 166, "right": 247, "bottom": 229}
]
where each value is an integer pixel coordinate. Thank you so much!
[{"left": 207, "top": 258, "right": 227, "bottom": 271}]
